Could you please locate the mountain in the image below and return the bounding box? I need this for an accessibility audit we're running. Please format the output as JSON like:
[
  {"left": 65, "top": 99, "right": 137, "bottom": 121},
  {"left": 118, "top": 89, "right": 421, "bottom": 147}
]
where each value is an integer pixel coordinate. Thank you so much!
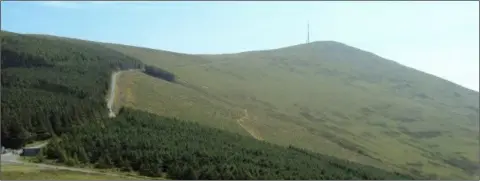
[
  {"left": 0, "top": 31, "right": 416, "bottom": 180},
  {"left": 1, "top": 30, "right": 478, "bottom": 179},
  {"left": 104, "top": 40, "right": 479, "bottom": 179},
  {"left": 0, "top": 30, "right": 143, "bottom": 148}
]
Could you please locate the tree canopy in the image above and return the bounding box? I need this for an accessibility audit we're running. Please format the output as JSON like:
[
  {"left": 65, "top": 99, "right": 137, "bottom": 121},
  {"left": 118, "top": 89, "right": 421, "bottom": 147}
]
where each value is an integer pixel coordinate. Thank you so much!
[
  {"left": 44, "top": 108, "right": 415, "bottom": 180},
  {"left": 1, "top": 31, "right": 143, "bottom": 148}
]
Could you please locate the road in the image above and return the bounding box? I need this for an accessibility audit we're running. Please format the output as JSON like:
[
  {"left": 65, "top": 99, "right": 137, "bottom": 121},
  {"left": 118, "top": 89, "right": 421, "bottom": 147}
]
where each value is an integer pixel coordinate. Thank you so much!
[
  {"left": 1, "top": 71, "right": 129, "bottom": 177},
  {"left": 107, "top": 71, "right": 120, "bottom": 118},
  {"left": 1, "top": 152, "right": 129, "bottom": 177},
  {"left": 107, "top": 70, "right": 137, "bottom": 118},
  {"left": 1, "top": 141, "right": 50, "bottom": 165},
  {"left": 0, "top": 141, "right": 104, "bottom": 174},
  {"left": 1, "top": 152, "right": 22, "bottom": 165},
  {"left": 1, "top": 143, "right": 131, "bottom": 177}
]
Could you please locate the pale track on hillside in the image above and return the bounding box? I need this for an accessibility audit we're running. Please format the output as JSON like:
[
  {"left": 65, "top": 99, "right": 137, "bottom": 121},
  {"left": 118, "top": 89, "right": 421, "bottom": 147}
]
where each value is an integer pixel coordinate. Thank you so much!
[
  {"left": 236, "top": 109, "right": 264, "bottom": 141},
  {"left": 107, "top": 71, "right": 120, "bottom": 117},
  {"left": 1, "top": 70, "right": 140, "bottom": 179},
  {"left": 107, "top": 69, "right": 137, "bottom": 118}
]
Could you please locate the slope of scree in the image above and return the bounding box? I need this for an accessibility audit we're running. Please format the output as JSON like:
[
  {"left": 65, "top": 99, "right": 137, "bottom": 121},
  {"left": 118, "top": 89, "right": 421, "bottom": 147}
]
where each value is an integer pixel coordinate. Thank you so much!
[
  {"left": 44, "top": 108, "right": 416, "bottom": 180},
  {"left": 0, "top": 31, "right": 143, "bottom": 148},
  {"left": 100, "top": 40, "right": 478, "bottom": 179}
]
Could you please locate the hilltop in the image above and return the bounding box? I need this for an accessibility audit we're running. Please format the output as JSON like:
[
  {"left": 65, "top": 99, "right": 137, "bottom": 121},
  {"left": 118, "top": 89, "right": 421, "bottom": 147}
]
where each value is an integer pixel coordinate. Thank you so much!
[
  {"left": 1, "top": 31, "right": 478, "bottom": 179},
  {"left": 105, "top": 39, "right": 478, "bottom": 179},
  {"left": 0, "top": 31, "right": 416, "bottom": 179}
]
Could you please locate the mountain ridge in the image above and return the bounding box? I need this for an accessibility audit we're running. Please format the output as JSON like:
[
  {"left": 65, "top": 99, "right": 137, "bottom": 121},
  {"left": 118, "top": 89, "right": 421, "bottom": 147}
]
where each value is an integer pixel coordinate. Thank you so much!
[
  {"left": 1, "top": 30, "right": 422, "bottom": 180},
  {"left": 3, "top": 30, "right": 477, "bottom": 179},
  {"left": 26, "top": 31, "right": 478, "bottom": 93},
  {"left": 2, "top": 30, "right": 478, "bottom": 178},
  {"left": 96, "top": 32, "right": 478, "bottom": 179}
]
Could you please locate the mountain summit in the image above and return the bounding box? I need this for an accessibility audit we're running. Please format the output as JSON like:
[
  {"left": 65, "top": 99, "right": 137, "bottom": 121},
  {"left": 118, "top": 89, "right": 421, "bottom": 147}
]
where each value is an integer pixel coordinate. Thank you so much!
[
  {"left": 2, "top": 30, "right": 478, "bottom": 179},
  {"left": 113, "top": 36, "right": 479, "bottom": 179}
]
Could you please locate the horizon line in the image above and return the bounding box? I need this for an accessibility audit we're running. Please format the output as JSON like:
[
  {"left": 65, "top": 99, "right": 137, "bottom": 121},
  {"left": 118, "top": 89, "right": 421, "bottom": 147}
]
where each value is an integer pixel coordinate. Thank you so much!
[{"left": 3, "top": 30, "right": 478, "bottom": 92}]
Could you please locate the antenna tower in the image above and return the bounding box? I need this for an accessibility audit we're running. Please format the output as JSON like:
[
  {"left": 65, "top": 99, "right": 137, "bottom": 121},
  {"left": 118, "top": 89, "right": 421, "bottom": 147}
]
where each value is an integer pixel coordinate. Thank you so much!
[{"left": 307, "top": 22, "right": 310, "bottom": 44}]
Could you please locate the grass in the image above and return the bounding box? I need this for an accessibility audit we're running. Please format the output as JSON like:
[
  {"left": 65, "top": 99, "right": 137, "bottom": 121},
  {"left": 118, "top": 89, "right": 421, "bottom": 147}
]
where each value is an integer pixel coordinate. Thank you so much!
[
  {"left": 106, "top": 42, "right": 479, "bottom": 180},
  {"left": 28, "top": 34, "right": 479, "bottom": 179},
  {"left": 0, "top": 164, "right": 143, "bottom": 180},
  {"left": 12, "top": 156, "right": 165, "bottom": 180}
]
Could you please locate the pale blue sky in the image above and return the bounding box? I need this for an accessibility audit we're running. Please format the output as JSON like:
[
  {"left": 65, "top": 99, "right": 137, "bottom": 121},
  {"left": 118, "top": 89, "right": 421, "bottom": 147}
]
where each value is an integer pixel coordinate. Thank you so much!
[{"left": 2, "top": 1, "right": 479, "bottom": 91}]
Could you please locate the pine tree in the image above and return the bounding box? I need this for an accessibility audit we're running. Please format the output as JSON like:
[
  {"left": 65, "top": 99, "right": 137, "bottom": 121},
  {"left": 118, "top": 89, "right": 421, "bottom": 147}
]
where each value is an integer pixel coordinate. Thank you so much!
[
  {"left": 78, "top": 147, "right": 90, "bottom": 164},
  {"left": 183, "top": 166, "right": 198, "bottom": 180}
]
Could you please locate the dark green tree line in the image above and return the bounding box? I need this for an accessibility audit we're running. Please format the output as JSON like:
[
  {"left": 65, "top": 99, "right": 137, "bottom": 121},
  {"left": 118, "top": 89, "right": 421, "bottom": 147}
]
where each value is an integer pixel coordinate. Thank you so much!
[
  {"left": 143, "top": 64, "right": 176, "bottom": 82},
  {"left": 1, "top": 31, "right": 143, "bottom": 148},
  {"left": 44, "top": 108, "right": 415, "bottom": 180},
  {"left": 2, "top": 30, "right": 420, "bottom": 180}
]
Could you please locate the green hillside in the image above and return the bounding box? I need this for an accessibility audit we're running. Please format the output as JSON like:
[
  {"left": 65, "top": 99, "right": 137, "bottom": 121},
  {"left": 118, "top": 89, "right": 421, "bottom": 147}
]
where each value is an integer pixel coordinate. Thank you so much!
[
  {"left": 45, "top": 108, "right": 413, "bottom": 180},
  {"left": 1, "top": 31, "right": 421, "bottom": 180},
  {"left": 1, "top": 30, "right": 478, "bottom": 179},
  {"left": 103, "top": 40, "right": 478, "bottom": 179},
  {"left": 0, "top": 30, "right": 143, "bottom": 148}
]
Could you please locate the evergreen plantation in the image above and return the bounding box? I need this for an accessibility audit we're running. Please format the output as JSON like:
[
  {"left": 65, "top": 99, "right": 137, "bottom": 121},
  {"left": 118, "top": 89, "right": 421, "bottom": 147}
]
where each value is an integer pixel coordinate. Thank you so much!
[
  {"left": 3, "top": 29, "right": 478, "bottom": 179},
  {"left": 1, "top": 31, "right": 143, "bottom": 148},
  {"left": 43, "top": 108, "right": 414, "bottom": 180},
  {"left": 0, "top": 31, "right": 418, "bottom": 179}
]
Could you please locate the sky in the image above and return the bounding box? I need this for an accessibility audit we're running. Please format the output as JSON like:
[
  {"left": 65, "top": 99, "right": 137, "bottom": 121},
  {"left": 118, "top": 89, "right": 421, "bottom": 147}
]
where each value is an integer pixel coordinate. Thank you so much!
[{"left": 1, "top": 1, "right": 479, "bottom": 91}]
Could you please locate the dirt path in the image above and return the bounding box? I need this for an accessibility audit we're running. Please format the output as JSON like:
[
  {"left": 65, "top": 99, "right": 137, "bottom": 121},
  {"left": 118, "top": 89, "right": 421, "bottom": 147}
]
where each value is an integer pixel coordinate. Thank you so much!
[
  {"left": 107, "top": 71, "right": 121, "bottom": 118},
  {"left": 1, "top": 141, "right": 111, "bottom": 175},
  {"left": 1, "top": 160, "right": 140, "bottom": 179},
  {"left": 1, "top": 148, "right": 140, "bottom": 178},
  {"left": 236, "top": 109, "right": 264, "bottom": 140},
  {"left": 1, "top": 70, "right": 136, "bottom": 178},
  {"left": 1, "top": 152, "right": 96, "bottom": 174},
  {"left": 107, "top": 69, "right": 138, "bottom": 118}
]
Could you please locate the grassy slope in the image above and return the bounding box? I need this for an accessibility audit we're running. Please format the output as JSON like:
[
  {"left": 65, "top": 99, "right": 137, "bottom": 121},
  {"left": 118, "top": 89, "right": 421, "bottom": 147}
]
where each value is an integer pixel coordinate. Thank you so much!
[
  {"left": 48, "top": 108, "right": 414, "bottom": 179},
  {"left": 0, "top": 164, "right": 144, "bottom": 180},
  {"left": 33, "top": 34, "right": 479, "bottom": 179}
]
